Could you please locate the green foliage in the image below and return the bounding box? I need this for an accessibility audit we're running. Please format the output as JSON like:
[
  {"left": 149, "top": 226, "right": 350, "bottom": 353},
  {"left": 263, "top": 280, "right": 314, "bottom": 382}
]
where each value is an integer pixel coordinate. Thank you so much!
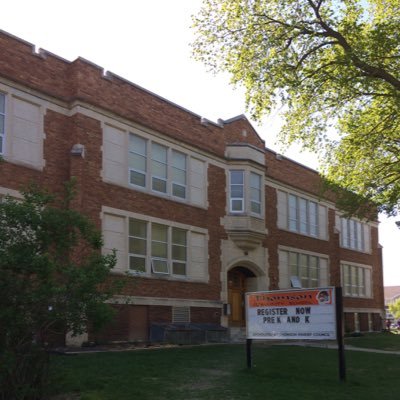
[
  {"left": 389, "top": 298, "right": 400, "bottom": 319},
  {"left": 192, "top": 0, "right": 400, "bottom": 215},
  {"left": 0, "top": 183, "right": 123, "bottom": 399}
]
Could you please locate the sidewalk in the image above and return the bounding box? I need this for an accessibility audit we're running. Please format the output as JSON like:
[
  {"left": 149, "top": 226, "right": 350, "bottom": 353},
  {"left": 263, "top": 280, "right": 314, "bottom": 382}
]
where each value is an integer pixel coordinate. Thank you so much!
[{"left": 274, "top": 340, "right": 400, "bottom": 355}]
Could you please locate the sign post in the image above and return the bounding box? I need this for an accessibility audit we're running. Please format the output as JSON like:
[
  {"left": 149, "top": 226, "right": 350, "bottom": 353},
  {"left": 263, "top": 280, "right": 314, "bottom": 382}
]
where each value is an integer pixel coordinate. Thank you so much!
[
  {"left": 246, "top": 338, "right": 252, "bottom": 369},
  {"left": 335, "top": 287, "right": 346, "bottom": 382},
  {"left": 245, "top": 287, "right": 345, "bottom": 380}
]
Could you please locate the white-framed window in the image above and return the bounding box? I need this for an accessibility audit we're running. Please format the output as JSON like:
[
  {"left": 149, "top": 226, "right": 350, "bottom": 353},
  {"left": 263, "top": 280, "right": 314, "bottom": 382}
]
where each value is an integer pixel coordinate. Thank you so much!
[
  {"left": 172, "top": 228, "right": 187, "bottom": 276},
  {"left": 288, "top": 251, "right": 320, "bottom": 288},
  {"left": 230, "top": 170, "right": 244, "bottom": 213},
  {"left": 129, "top": 134, "right": 147, "bottom": 187},
  {"left": 229, "top": 169, "right": 263, "bottom": 215},
  {"left": 151, "top": 143, "right": 168, "bottom": 193},
  {"left": 0, "top": 92, "right": 5, "bottom": 155},
  {"left": 128, "top": 133, "right": 188, "bottom": 200},
  {"left": 171, "top": 150, "right": 186, "bottom": 199},
  {"left": 288, "top": 194, "right": 319, "bottom": 237},
  {"left": 0, "top": 89, "right": 44, "bottom": 169},
  {"left": 104, "top": 126, "right": 205, "bottom": 206},
  {"left": 103, "top": 207, "right": 208, "bottom": 281},
  {"left": 128, "top": 218, "right": 187, "bottom": 277},
  {"left": 341, "top": 263, "right": 372, "bottom": 297},
  {"left": 128, "top": 218, "right": 147, "bottom": 273},
  {"left": 151, "top": 223, "right": 169, "bottom": 273},
  {"left": 340, "top": 218, "right": 366, "bottom": 252},
  {"left": 250, "top": 172, "right": 261, "bottom": 214}
]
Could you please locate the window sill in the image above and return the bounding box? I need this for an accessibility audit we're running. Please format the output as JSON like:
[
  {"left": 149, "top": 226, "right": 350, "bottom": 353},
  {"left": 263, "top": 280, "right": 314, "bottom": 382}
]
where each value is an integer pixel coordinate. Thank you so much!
[
  {"left": 102, "top": 178, "right": 208, "bottom": 209},
  {"left": 111, "top": 269, "right": 208, "bottom": 283},
  {"left": 280, "top": 227, "right": 328, "bottom": 241}
]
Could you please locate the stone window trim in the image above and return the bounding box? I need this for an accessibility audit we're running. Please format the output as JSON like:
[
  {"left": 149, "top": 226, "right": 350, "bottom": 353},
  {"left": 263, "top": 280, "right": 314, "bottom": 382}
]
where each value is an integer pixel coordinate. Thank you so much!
[
  {"left": 288, "top": 193, "right": 319, "bottom": 237},
  {"left": 0, "top": 186, "right": 23, "bottom": 199},
  {"left": 228, "top": 168, "right": 264, "bottom": 217},
  {"left": 0, "top": 90, "right": 45, "bottom": 170},
  {"left": 102, "top": 124, "right": 207, "bottom": 208},
  {"left": 278, "top": 246, "right": 330, "bottom": 289},
  {"left": 101, "top": 206, "right": 209, "bottom": 283},
  {"left": 0, "top": 92, "right": 5, "bottom": 155},
  {"left": 129, "top": 133, "right": 188, "bottom": 200},
  {"left": 339, "top": 217, "right": 368, "bottom": 253},
  {"left": 276, "top": 189, "right": 328, "bottom": 241},
  {"left": 128, "top": 220, "right": 188, "bottom": 278},
  {"left": 341, "top": 262, "right": 373, "bottom": 299}
]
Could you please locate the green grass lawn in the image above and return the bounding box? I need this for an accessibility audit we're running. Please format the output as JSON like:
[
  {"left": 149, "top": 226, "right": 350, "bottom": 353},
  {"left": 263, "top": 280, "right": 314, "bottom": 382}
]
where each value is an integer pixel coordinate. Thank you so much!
[
  {"left": 345, "top": 331, "right": 400, "bottom": 351},
  {"left": 48, "top": 338, "right": 400, "bottom": 400}
]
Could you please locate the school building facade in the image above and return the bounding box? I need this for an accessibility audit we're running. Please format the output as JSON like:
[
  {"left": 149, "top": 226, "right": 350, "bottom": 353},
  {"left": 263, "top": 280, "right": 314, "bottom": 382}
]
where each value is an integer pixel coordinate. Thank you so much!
[{"left": 0, "top": 30, "right": 385, "bottom": 344}]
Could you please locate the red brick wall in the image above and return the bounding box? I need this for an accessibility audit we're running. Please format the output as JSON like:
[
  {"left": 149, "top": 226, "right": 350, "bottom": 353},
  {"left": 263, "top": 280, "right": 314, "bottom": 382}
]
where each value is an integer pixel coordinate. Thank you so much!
[
  {"left": 0, "top": 30, "right": 384, "bottom": 341},
  {"left": 0, "top": 31, "right": 226, "bottom": 158},
  {"left": 191, "top": 307, "right": 221, "bottom": 324},
  {"left": 359, "top": 313, "right": 369, "bottom": 332},
  {"left": 372, "top": 313, "right": 383, "bottom": 331},
  {"left": 265, "top": 150, "right": 326, "bottom": 198},
  {"left": 223, "top": 117, "right": 265, "bottom": 150},
  {"left": 91, "top": 304, "right": 131, "bottom": 343},
  {"left": 344, "top": 313, "right": 355, "bottom": 333}
]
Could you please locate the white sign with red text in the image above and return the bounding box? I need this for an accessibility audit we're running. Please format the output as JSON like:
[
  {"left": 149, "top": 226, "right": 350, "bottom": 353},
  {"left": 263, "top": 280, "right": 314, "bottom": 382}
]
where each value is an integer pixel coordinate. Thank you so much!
[{"left": 246, "top": 288, "right": 336, "bottom": 340}]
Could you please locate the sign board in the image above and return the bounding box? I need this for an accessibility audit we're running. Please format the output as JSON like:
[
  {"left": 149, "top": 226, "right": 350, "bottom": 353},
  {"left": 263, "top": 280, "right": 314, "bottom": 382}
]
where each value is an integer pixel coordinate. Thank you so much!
[{"left": 246, "top": 287, "right": 336, "bottom": 340}]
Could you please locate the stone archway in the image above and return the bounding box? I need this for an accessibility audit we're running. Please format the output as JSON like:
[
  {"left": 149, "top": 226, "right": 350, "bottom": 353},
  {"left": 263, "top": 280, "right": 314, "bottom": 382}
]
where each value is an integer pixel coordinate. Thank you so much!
[{"left": 227, "top": 266, "right": 256, "bottom": 327}]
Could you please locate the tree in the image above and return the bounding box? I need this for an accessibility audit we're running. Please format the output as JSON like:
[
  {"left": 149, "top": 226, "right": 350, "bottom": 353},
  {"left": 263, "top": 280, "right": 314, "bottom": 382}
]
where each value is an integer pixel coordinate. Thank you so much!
[
  {"left": 389, "top": 298, "right": 400, "bottom": 320},
  {"left": 192, "top": 0, "right": 400, "bottom": 216},
  {"left": 0, "top": 183, "right": 122, "bottom": 400}
]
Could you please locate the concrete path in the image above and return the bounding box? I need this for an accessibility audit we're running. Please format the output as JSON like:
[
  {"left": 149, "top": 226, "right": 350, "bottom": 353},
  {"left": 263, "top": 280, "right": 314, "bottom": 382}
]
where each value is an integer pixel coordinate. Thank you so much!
[{"left": 276, "top": 341, "right": 400, "bottom": 355}]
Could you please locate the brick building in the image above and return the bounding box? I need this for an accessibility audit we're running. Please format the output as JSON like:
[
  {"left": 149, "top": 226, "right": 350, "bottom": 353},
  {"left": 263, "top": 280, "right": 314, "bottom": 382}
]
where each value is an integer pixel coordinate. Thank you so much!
[{"left": 0, "top": 30, "right": 384, "bottom": 344}]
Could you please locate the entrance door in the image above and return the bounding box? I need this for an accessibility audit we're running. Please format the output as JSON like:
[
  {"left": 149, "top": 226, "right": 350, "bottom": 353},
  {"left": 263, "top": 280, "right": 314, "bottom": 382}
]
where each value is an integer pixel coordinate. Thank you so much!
[{"left": 228, "top": 269, "right": 247, "bottom": 327}]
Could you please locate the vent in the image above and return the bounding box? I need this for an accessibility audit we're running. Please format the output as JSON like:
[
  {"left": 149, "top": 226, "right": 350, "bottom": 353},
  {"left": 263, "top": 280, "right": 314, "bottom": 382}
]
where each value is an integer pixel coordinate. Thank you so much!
[{"left": 172, "top": 306, "right": 190, "bottom": 324}]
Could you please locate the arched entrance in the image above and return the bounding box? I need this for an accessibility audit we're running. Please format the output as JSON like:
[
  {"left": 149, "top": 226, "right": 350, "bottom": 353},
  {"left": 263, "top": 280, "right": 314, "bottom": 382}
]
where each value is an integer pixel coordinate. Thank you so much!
[{"left": 228, "top": 267, "right": 256, "bottom": 327}]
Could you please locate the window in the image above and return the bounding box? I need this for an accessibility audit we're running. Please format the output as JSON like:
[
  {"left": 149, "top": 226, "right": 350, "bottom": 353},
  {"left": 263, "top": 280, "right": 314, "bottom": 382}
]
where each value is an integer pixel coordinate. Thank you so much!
[
  {"left": 171, "top": 150, "right": 186, "bottom": 199},
  {"left": 128, "top": 133, "right": 188, "bottom": 199},
  {"left": 172, "top": 228, "right": 187, "bottom": 276},
  {"left": 128, "top": 219, "right": 147, "bottom": 273},
  {"left": 128, "top": 218, "right": 187, "bottom": 277},
  {"left": 229, "top": 170, "right": 263, "bottom": 215},
  {"left": 340, "top": 218, "right": 366, "bottom": 251},
  {"left": 250, "top": 172, "right": 261, "bottom": 214},
  {"left": 0, "top": 94, "right": 43, "bottom": 168},
  {"left": 289, "top": 251, "right": 320, "bottom": 288},
  {"left": 342, "top": 263, "right": 371, "bottom": 297},
  {"left": 288, "top": 194, "right": 319, "bottom": 237},
  {"left": 151, "top": 143, "right": 168, "bottom": 193},
  {"left": 0, "top": 93, "right": 4, "bottom": 154},
  {"left": 129, "top": 134, "right": 147, "bottom": 187},
  {"left": 103, "top": 209, "right": 208, "bottom": 280},
  {"left": 230, "top": 170, "right": 244, "bottom": 212},
  {"left": 151, "top": 224, "right": 169, "bottom": 273}
]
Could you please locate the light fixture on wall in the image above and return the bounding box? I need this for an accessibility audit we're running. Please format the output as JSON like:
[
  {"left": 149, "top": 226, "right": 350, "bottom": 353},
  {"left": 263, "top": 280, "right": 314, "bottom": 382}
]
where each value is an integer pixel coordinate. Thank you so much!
[{"left": 70, "top": 143, "right": 85, "bottom": 158}]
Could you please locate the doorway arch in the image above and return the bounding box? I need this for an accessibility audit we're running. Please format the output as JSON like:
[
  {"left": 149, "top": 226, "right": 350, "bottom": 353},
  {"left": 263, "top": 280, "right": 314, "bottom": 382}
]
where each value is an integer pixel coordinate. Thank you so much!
[{"left": 227, "top": 266, "right": 256, "bottom": 327}]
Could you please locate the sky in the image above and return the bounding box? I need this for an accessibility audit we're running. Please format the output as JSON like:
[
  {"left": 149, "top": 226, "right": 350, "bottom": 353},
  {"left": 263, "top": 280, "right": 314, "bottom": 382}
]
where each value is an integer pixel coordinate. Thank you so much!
[{"left": 2, "top": 0, "right": 400, "bottom": 286}]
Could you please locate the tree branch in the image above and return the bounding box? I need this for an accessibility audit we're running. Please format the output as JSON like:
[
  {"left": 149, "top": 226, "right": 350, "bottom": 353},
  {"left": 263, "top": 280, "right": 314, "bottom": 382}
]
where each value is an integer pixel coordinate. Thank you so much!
[
  {"left": 307, "top": 0, "right": 400, "bottom": 91},
  {"left": 295, "top": 40, "right": 338, "bottom": 68}
]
